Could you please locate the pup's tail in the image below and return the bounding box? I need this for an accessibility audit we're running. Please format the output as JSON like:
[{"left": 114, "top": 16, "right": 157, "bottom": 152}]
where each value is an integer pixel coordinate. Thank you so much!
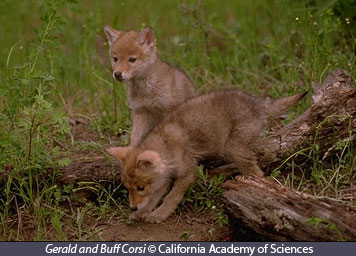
[{"left": 268, "top": 91, "right": 308, "bottom": 116}]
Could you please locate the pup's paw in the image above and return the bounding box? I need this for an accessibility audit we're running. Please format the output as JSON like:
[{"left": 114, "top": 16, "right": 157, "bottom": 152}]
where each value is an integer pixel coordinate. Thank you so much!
[
  {"left": 254, "top": 169, "right": 264, "bottom": 177},
  {"left": 129, "top": 211, "right": 149, "bottom": 222},
  {"left": 146, "top": 212, "right": 166, "bottom": 224}
]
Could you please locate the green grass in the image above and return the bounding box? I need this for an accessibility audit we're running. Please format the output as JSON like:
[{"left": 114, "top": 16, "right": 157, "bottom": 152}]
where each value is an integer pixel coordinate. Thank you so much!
[{"left": 0, "top": 0, "right": 355, "bottom": 240}]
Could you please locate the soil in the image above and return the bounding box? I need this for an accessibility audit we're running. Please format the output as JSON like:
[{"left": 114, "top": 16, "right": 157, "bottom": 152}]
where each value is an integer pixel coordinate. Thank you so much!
[{"left": 103, "top": 212, "right": 231, "bottom": 241}]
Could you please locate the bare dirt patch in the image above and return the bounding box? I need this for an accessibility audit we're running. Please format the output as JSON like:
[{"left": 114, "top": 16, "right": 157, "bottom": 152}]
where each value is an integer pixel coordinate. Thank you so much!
[{"left": 103, "top": 212, "right": 230, "bottom": 241}]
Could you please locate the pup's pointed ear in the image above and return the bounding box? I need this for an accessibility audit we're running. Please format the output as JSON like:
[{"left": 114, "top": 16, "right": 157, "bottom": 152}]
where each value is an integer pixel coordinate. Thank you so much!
[
  {"left": 104, "top": 25, "right": 120, "bottom": 46},
  {"left": 139, "top": 26, "right": 156, "bottom": 46},
  {"left": 106, "top": 146, "right": 132, "bottom": 162},
  {"left": 136, "top": 150, "right": 163, "bottom": 172}
]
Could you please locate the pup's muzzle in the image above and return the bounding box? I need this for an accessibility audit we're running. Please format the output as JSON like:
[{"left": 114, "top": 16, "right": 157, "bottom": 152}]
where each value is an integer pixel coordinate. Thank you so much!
[{"left": 113, "top": 71, "right": 123, "bottom": 81}]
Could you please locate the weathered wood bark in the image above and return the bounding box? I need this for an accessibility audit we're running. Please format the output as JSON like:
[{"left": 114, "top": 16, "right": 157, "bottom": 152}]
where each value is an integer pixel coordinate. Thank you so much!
[
  {"left": 57, "top": 157, "right": 120, "bottom": 184},
  {"left": 222, "top": 176, "right": 356, "bottom": 241},
  {"left": 258, "top": 69, "right": 355, "bottom": 170}
]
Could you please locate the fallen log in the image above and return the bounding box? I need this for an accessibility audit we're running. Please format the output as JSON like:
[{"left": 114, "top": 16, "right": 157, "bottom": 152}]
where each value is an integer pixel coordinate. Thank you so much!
[
  {"left": 222, "top": 176, "right": 356, "bottom": 241},
  {"left": 57, "top": 157, "right": 120, "bottom": 184},
  {"left": 258, "top": 69, "right": 356, "bottom": 171}
]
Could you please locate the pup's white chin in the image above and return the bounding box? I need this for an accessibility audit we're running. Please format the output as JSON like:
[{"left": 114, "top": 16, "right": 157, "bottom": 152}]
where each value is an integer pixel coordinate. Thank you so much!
[
  {"left": 122, "top": 73, "right": 133, "bottom": 80},
  {"left": 136, "top": 197, "right": 150, "bottom": 210}
]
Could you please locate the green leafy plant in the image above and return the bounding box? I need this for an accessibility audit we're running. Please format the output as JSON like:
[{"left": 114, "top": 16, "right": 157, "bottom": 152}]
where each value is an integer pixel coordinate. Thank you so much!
[
  {"left": 0, "top": 0, "right": 74, "bottom": 240},
  {"left": 181, "top": 165, "right": 228, "bottom": 227},
  {"left": 306, "top": 216, "right": 345, "bottom": 241},
  {"left": 180, "top": 229, "right": 195, "bottom": 240}
]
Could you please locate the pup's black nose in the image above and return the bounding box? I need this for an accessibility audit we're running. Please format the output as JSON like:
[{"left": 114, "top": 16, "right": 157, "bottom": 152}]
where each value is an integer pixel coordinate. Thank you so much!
[
  {"left": 130, "top": 206, "right": 138, "bottom": 211},
  {"left": 114, "top": 71, "right": 123, "bottom": 81}
]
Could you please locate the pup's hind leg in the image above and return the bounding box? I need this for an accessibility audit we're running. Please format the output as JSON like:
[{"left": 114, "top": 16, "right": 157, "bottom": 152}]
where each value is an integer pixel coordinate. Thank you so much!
[{"left": 224, "top": 142, "right": 264, "bottom": 177}]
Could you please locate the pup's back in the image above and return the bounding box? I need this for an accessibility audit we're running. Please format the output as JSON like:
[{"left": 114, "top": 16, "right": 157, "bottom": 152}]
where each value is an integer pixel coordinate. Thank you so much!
[{"left": 143, "top": 89, "right": 305, "bottom": 162}]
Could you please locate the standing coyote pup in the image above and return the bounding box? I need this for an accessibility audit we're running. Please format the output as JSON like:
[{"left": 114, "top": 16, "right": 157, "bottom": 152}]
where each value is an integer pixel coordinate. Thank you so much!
[
  {"left": 104, "top": 26, "right": 196, "bottom": 145},
  {"left": 107, "top": 89, "right": 306, "bottom": 223}
]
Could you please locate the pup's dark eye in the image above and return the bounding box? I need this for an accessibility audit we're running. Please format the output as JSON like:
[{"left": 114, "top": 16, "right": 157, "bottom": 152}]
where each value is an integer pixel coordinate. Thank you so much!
[
  {"left": 113, "top": 57, "right": 118, "bottom": 62},
  {"left": 137, "top": 186, "right": 144, "bottom": 191},
  {"left": 129, "top": 57, "right": 136, "bottom": 63}
]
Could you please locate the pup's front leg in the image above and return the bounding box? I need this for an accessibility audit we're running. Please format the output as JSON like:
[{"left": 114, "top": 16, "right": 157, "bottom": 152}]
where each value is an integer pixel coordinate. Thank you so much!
[
  {"left": 146, "top": 171, "right": 196, "bottom": 223},
  {"left": 129, "top": 181, "right": 170, "bottom": 222},
  {"left": 130, "top": 111, "right": 148, "bottom": 146}
]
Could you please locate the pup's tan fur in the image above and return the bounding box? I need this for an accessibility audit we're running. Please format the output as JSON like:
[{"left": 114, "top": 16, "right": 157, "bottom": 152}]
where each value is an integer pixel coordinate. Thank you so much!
[
  {"left": 104, "top": 26, "right": 196, "bottom": 145},
  {"left": 108, "top": 89, "right": 306, "bottom": 223}
]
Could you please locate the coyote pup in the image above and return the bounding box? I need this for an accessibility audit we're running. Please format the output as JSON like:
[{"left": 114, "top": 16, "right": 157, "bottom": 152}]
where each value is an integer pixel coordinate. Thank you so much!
[
  {"left": 107, "top": 89, "right": 306, "bottom": 223},
  {"left": 104, "top": 26, "right": 196, "bottom": 145}
]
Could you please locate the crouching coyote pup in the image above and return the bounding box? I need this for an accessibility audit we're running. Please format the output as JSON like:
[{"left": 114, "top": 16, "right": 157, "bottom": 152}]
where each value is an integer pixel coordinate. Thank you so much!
[
  {"left": 104, "top": 25, "right": 196, "bottom": 145},
  {"left": 107, "top": 89, "right": 306, "bottom": 223}
]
